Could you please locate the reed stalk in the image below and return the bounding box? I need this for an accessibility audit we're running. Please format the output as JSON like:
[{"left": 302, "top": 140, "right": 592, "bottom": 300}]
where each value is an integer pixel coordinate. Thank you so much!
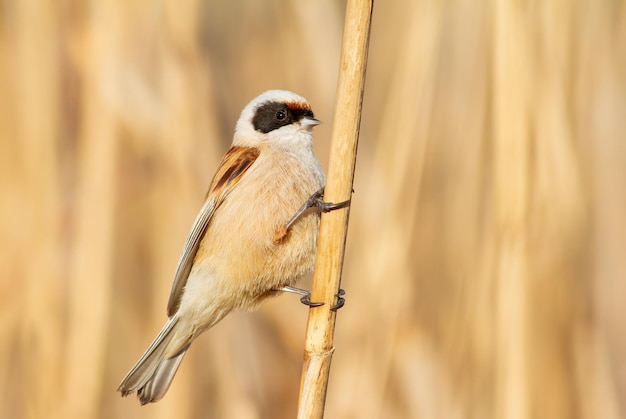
[{"left": 296, "top": 0, "right": 373, "bottom": 417}]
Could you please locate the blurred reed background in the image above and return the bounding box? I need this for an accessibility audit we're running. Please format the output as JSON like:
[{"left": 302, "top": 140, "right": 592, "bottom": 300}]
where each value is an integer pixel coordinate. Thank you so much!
[{"left": 1, "top": 0, "right": 625, "bottom": 418}]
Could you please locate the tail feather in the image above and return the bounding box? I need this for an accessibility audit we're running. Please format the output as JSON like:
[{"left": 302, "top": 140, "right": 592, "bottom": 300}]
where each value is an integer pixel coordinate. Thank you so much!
[
  {"left": 138, "top": 346, "right": 188, "bottom": 404},
  {"left": 118, "top": 317, "right": 190, "bottom": 403}
]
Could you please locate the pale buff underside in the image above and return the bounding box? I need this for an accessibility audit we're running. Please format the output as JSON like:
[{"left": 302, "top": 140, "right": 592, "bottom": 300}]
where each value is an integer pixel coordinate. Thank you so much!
[{"left": 172, "top": 142, "right": 325, "bottom": 345}]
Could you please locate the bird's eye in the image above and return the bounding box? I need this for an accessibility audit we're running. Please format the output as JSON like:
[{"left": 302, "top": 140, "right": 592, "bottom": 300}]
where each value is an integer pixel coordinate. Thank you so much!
[{"left": 275, "top": 110, "right": 286, "bottom": 120}]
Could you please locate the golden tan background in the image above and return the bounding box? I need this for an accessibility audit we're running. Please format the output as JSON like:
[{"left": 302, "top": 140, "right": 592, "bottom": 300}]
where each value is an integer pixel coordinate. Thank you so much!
[{"left": 1, "top": 0, "right": 625, "bottom": 418}]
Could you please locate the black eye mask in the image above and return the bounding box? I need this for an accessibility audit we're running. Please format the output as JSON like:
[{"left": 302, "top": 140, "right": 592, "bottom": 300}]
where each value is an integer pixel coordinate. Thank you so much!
[{"left": 252, "top": 101, "right": 314, "bottom": 134}]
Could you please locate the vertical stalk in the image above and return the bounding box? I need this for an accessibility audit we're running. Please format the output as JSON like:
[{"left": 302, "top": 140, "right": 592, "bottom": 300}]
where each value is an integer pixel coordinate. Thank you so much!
[{"left": 296, "top": 0, "right": 373, "bottom": 417}]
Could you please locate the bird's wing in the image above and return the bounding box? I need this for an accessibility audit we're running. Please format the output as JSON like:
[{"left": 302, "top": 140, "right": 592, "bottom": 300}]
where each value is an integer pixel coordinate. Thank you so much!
[{"left": 166, "top": 146, "right": 261, "bottom": 317}]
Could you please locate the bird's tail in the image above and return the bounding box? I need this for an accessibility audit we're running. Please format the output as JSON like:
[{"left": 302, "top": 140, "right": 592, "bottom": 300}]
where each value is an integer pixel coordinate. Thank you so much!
[{"left": 118, "top": 317, "right": 190, "bottom": 405}]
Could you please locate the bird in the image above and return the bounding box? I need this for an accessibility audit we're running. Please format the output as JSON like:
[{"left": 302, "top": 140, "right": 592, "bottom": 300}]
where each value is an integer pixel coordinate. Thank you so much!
[{"left": 118, "top": 90, "right": 349, "bottom": 405}]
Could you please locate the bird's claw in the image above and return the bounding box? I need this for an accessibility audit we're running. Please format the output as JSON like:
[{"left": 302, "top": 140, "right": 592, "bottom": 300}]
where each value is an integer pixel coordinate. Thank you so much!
[
  {"left": 280, "top": 286, "right": 346, "bottom": 310},
  {"left": 318, "top": 198, "right": 351, "bottom": 213},
  {"left": 301, "top": 289, "right": 346, "bottom": 310},
  {"left": 330, "top": 288, "right": 346, "bottom": 311},
  {"left": 300, "top": 293, "right": 324, "bottom": 307},
  {"left": 283, "top": 187, "right": 352, "bottom": 232}
]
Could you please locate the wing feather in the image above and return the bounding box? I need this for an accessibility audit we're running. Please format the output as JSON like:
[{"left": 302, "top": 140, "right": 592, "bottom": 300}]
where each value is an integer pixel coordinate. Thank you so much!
[{"left": 166, "top": 146, "right": 260, "bottom": 316}]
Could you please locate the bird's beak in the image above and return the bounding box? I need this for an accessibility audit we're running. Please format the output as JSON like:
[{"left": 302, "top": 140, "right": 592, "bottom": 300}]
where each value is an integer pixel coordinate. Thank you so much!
[{"left": 300, "top": 116, "right": 322, "bottom": 130}]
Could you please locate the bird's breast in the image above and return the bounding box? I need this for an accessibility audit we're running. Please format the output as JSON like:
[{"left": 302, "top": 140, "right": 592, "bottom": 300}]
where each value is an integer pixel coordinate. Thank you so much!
[{"left": 193, "top": 148, "right": 324, "bottom": 301}]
